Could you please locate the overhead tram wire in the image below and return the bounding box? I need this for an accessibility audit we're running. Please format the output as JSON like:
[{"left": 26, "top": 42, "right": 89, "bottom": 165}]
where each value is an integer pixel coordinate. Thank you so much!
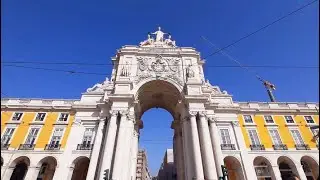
[
  {"left": 2, "top": 62, "right": 318, "bottom": 69},
  {"left": 201, "top": 36, "right": 278, "bottom": 101},
  {"left": 203, "top": 0, "right": 319, "bottom": 59},
  {"left": 201, "top": 36, "right": 264, "bottom": 82}
]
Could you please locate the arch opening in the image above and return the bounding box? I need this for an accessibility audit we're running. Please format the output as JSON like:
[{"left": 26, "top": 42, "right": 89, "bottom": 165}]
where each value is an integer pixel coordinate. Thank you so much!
[
  {"left": 9, "top": 156, "right": 30, "bottom": 180},
  {"left": 301, "top": 156, "right": 319, "bottom": 180},
  {"left": 224, "top": 156, "right": 245, "bottom": 180},
  {"left": 139, "top": 108, "right": 174, "bottom": 178},
  {"left": 71, "top": 156, "right": 90, "bottom": 180},
  {"left": 277, "top": 156, "right": 300, "bottom": 179},
  {"left": 36, "top": 156, "right": 57, "bottom": 180},
  {"left": 135, "top": 80, "right": 184, "bottom": 119},
  {"left": 253, "top": 156, "right": 275, "bottom": 180}
]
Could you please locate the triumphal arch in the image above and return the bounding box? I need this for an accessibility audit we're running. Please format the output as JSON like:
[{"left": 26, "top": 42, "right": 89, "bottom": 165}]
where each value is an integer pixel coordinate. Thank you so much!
[{"left": 82, "top": 27, "right": 240, "bottom": 180}]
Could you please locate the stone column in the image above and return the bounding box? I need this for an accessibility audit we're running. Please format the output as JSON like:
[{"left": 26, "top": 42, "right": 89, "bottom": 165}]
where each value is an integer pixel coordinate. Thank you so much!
[
  {"left": 86, "top": 119, "right": 105, "bottom": 180},
  {"left": 172, "top": 120, "right": 184, "bottom": 180},
  {"left": 296, "top": 164, "right": 308, "bottom": 180},
  {"left": 99, "top": 110, "right": 119, "bottom": 180},
  {"left": 198, "top": 112, "right": 218, "bottom": 180},
  {"left": 231, "top": 121, "right": 255, "bottom": 180},
  {"left": 122, "top": 113, "right": 135, "bottom": 180},
  {"left": 208, "top": 117, "right": 224, "bottom": 178},
  {"left": 272, "top": 165, "right": 282, "bottom": 180},
  {"left": 189, "top": 111, "right": 205, "bottom": 180},
  {"left": 130, "top": 126, "right": 139, "bottom": 180},
  {"left": 66, "top": 166, "right": 75, "bottom": 180},
  {"left": 2, "top": 167, "right": 14, "bottom": 180},
  {"left": 182, "top": 117, "right": 192, "bottom": 180},
  {"left": 24, "top": 166, "right": 40, "bottom": 180},
  {"left": 111, "top": 110, "right": 135, "bottom": 180}
]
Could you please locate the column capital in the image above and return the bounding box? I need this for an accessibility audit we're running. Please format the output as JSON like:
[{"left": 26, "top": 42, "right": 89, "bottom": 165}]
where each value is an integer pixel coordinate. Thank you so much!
[
  {"left": 188, "top": 111, "right": 198, "bottom": 116},
  {"left": 109, "top": 110, "right": 119, "bottom": 116},
  {"left": 119, "top": 110, "right": 129, "bottom": 116},
  {"left": 126, "top": 112, "right": 135, "bottom": 122},
  {"left": 207, "top": 116, "right": 217, "bottom": 123},
  {"left": 198, "top": 111, "right": 207, "bottom": 118}
]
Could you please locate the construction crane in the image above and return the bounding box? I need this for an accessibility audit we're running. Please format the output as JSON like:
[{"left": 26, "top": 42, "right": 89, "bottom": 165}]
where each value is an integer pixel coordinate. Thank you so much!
[{"left": 263, "top": 80, "right": 276, "bottom": 102}]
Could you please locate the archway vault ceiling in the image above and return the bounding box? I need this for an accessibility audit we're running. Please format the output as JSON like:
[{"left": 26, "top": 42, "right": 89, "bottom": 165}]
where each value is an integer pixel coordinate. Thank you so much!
[{"left": 136, "top": 80, "right": 182, "bottom": 117}]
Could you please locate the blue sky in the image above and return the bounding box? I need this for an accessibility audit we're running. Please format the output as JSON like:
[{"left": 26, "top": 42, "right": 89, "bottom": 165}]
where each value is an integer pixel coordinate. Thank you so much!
[{"left": 1, "top": 0, "right": 319, "bottom": 176}]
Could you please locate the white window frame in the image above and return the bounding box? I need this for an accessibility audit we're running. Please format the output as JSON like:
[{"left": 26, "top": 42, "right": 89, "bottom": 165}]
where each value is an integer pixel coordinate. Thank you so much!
[
  {"left": 33, "top": 112, "right": 47, "bottom": 122},
  {"left": 243, "top": 115, "right": 254, "bottom": 124},
  {"left": 304, "top": 116, "right": 315, "bottom": 124},
  {"left": 57, "top": 113, "right": 70, "bottom": 123},
  {"left": 264, "top": 115, "right": 275, "bottom": 124},
  {"left": 1, "top": 126, "right": 17, "bottom": 145},
  {"left": 81, "top": 128, "right": 95, "bottom": 145},
  {"left": 10, "top": 112, "right": 24, "bottom": 121},
  {"left": 284, "top": 115, "right": 295, "bottom": 124},
  {"left": 310, "top": 128, "right": 319, "bottom": 144},
  {"left": 289, "top": 128, "right": 305, "bottom": 145},
  {"left": 247, "top": 128, "right": 261, "bottom": 145},
  {"left": 268, "top": 128, "right": 283, "bottom": 145},
  {"left": 23, "top": 126, "right": 41, "bottom": 145},
  {"left": 219, "top": 128, "right": 232, "bottom": 145},
  {"left": 48, "top": 127, "right": 66, "bottom": 146}
]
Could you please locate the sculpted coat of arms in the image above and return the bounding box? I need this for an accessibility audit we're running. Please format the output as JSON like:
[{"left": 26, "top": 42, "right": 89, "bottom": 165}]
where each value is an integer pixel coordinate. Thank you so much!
[{"left": 136, "top": 55, "right": 182, "bottom": 85}]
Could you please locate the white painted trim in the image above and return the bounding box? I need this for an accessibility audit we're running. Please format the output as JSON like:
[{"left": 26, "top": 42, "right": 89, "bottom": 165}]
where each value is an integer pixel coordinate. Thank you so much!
[
  {"left": 48, "top": 126, "right": 67, "bottom": 146},
  {"left": 303, "top": 115, "right": 317, "bottom": 125},
  {"left": 32, "top": 112, "right": 47, "bottom": 123},
  {"left": 22, "top": 126, "right": 42, "bottom": 145},
  {"left": 263, "top": 115, "right": 277, "bottom": 126},
  {"left": 288, "top": 128, "right": 305, "bottom": 145},
  {"left": 242, "top": 114, "right": 257, "bottom": 126},
  {"left": 266, "top": 128, "right": 284, "bottom": 145},
  {"left": 246, "top": 127, "right": 261, "bottom": 145},
  {"left": 56, "top": 112, "right": 71, "bottom": 124},
  {"left": 1, "top": 126, "right": 18, "bottom": 146},
  {"left": 9, "top": 112, "right": 25, "bottom": 123}
]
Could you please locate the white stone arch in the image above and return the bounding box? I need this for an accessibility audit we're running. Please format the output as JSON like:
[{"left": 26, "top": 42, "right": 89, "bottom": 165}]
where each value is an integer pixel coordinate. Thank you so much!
[
  {"left": 224, "top": 155, "right": 245, "bottom": 180},
  {"left": 133, "top": 79, "right": 185, "bottom": 119},
  {"left": 132, "top": 77, "right": 184, "bottom": 96},
  {"left": 35, "top": 156, "right": 58, "bottom": 180},
  {"left": 36, "top": 155, "right": 59, "bottom": 168},
  {"left": 300, "top": 155, "right": 319, "bottom": 179},
  {"left": 6, "top": 156, "right": 30, "bottom": 180},
  {"left": 9, "top": 155, "right": 31, "bottom": 168},
  {"left": 70, "top": 156, "right": 90, "bottom": 180},
  {"left": 277, "top": 155, "right": 300, "bottom": 179},
  {"left": 253, "top": 156, "right": 276, "bottom": 180}
]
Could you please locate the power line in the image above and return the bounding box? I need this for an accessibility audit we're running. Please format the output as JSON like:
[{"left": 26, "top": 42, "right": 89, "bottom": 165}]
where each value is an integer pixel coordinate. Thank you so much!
[
  {"left": 3, "top": 64, "right": 108, "bottom": 76},
  {"left": 2, "top": 62, "right": 318, "bottom": 69},
  {"left": 203, "top": 0, "right": 319, "bottom": 59},
  {"left": 201, "top": 36, "right": 264, "bottom": 82}
]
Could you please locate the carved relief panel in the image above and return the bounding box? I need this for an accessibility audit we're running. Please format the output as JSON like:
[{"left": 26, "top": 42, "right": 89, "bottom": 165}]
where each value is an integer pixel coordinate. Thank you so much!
[{"left": 135, "top": 54, "right": 183, "bottom": 85}]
